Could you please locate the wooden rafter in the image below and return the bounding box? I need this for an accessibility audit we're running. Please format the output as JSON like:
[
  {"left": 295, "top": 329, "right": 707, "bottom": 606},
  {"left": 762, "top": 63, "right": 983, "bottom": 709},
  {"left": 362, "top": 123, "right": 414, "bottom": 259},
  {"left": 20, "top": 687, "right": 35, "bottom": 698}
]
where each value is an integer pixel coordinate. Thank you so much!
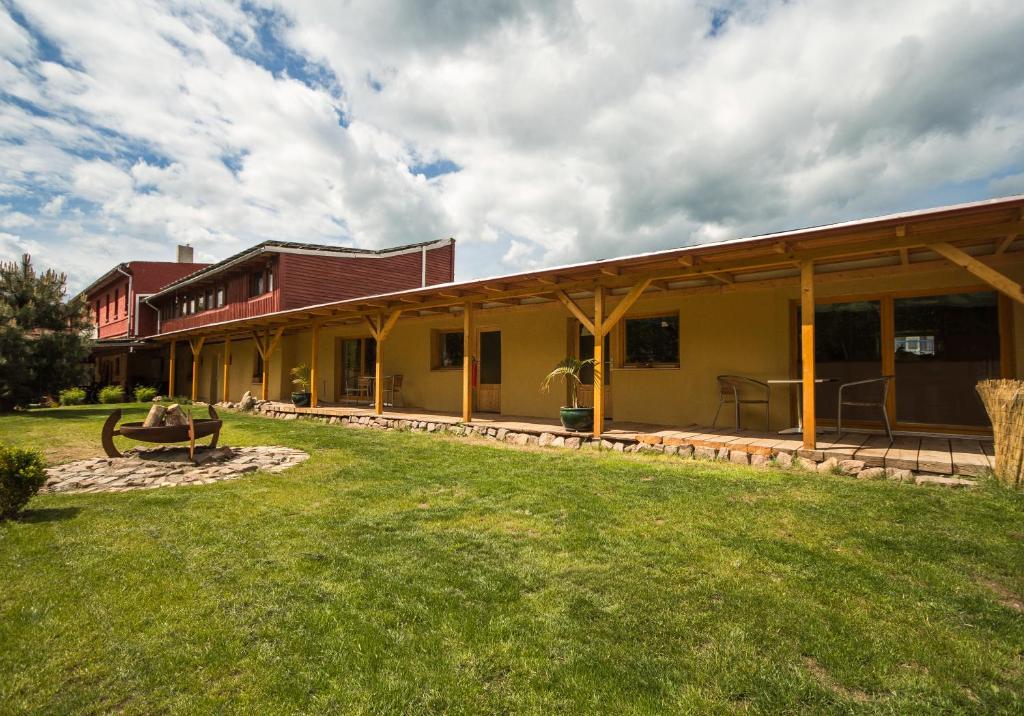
[
  {"left": 600, "top": 279, "right": 652, "bottom": 334},
  {"left": 554, "top": 290, "right": 595, "bottom": 334},
  {"left": 996, "top": 233, "right": 1019, "bottom": 255},
  {"left": 931, "top": 242, "right": 1024, "bottom": 304}
]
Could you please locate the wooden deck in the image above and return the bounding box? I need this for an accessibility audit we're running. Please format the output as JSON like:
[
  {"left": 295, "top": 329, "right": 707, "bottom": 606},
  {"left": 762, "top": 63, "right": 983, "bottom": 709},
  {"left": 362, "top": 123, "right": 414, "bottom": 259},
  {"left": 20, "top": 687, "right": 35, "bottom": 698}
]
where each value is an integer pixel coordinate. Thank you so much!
[{"left": 269, "top": 403, "right": 993, "bottom": 477}]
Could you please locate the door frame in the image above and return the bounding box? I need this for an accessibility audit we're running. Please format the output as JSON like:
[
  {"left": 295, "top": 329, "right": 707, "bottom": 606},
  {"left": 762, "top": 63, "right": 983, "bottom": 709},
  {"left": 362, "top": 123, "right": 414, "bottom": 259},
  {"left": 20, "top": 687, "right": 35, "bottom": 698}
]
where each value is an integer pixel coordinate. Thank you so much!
[{"left": 475, "top": 326, "right": 501, "bottom": 413}]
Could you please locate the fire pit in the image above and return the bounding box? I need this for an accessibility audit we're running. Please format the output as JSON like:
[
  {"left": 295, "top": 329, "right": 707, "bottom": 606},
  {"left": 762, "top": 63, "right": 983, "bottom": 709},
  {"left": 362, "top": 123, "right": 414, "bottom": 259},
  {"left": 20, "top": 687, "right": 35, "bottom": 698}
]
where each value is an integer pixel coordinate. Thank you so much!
[{"left": 102, "top": 404, "right": 222, "bottom": 462}]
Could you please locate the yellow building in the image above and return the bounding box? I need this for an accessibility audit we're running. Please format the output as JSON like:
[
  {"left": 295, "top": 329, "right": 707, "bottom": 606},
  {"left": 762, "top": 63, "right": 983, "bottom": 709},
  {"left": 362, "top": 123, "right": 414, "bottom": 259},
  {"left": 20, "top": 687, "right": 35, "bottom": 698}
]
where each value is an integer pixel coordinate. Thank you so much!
[{"left": 161, "top": 195, "right": 1024, "bottom": 451}]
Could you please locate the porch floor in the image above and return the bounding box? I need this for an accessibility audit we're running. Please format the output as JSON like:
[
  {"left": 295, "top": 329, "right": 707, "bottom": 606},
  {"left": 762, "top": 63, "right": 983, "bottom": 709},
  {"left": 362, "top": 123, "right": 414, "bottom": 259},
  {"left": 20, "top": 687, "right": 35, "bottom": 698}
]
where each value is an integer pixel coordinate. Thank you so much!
[{"left": 266, "top": 402, "right": 993, "bottom": 477}]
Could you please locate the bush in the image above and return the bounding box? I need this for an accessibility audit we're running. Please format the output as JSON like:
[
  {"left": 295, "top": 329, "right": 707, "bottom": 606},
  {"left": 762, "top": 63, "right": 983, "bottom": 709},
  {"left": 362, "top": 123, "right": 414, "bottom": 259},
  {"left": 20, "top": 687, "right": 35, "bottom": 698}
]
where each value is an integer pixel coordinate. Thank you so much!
[
  {"left": 133, "top": 385, "right": 158, "bottom": 403},
  {"left": 0, "top": 446, "right": 47, "bottom": 520},
  {"left": 58, "top": 387, "right": 86, "bottom": 406},
  {"left": 98, "top": 385, "right": 125, "bottom": 404}
]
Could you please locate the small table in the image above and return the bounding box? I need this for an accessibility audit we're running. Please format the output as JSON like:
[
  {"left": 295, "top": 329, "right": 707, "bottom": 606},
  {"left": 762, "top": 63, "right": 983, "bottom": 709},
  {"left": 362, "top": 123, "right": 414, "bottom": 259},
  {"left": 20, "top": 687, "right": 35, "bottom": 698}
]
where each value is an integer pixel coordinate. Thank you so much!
[{"left": 767, "top": 378, "right": 837, "bottom": 435}]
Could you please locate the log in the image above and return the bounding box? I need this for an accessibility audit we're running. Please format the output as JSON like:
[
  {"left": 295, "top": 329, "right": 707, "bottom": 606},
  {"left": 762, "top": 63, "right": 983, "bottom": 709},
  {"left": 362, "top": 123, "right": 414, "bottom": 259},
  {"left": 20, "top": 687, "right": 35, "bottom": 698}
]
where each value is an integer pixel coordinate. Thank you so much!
[
  {"left": 143, "top": 404, "right": 166, "bottom": 428},
  {"left": 164, "top": 404, "right": 188, "bottom": 427}
]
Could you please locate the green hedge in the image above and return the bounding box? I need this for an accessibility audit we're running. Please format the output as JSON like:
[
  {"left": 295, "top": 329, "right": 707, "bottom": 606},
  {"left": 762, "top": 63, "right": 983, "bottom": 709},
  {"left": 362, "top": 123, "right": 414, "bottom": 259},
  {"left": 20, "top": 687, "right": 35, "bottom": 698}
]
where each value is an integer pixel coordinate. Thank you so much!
[
  {"left": 133, "top": 386, "right": 158, "bottom": 403},
  {"left": 0, "top": 446, "right": 47, "bottom": 520},
  {"left": 98, "top": 386, "right": 125, "bottom": 404},
  {"left": 58, "top": 387, "right": 86, "bottom": 406}
]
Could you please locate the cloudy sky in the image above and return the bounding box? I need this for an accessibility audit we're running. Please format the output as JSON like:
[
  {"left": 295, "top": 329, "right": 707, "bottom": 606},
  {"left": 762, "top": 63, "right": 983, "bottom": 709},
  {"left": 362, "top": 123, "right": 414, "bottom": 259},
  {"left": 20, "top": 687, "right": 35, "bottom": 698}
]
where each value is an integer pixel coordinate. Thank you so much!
[{"left": 2, "top": 0, "right": 1024, "bottom": 292}]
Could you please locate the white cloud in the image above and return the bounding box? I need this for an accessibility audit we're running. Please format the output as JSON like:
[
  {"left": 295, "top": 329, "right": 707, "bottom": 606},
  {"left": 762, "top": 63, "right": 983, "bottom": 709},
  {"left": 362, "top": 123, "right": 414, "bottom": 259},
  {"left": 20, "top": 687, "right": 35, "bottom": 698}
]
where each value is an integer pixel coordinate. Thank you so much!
[{"left": 1, "top": 0, "right": 1023, "bottom": 293}]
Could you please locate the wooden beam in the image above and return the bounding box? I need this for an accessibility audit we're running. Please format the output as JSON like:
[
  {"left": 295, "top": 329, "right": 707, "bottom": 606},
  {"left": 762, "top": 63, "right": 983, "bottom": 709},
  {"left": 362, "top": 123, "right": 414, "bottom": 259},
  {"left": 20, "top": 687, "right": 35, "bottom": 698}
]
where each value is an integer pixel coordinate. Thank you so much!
[
  {"left": 931, "top": 242, "right": 1024, "bottom": 304},
  {"left": 363, "top": 315, "right": 380, "bottom": 340},
  {"left": 601, "top": 279, "right": 652, "bottom": 335},
  {"left": 374, "top": 313, "right": 384, "bottom": 415},
  {"left": 481, "top": 283, "right": 507, "bottom": 293},
  {"left": 710, "top": 272, "right": 735, "bottom": 285},
  {"left": 310, "top": 321, "right": 320, "bottom": 408},
  {"left": 899, "top": 248, "right": 909, "bottom": 265},
  {"left": 189, "top": 336, "right": 205, "bottom": 402},
  {"left": 168, "top": 339, "right": 177, "bottom": 398},
  {"left": 536, "top": 276, "right": 560, "bottom": 285},
  {"left": 600, "top": 266, "right": 620, "bottom": 277},
  {"left": 554, "top": 290, "right": 595, "bottom": 335},
  {"left": 462, "top": 302, "right": 474, "bottom": 422},
  {"left": 593, "top": 286, "right": 605, "bottom": 439},
  {"left": 996, "top": 233, "right": 1018, "bottom": 255},
  {"left": 377, "top": 309, "right": 404, "bottom": 342},
  {"left": 222, "top": 336, "right": 231, "bottom": 403},
  {"left": 438, "top": 290, "right": 463, "bottom": 298},
  {"left": 800, "top": 261, "right": 816, "bottom": 451}
]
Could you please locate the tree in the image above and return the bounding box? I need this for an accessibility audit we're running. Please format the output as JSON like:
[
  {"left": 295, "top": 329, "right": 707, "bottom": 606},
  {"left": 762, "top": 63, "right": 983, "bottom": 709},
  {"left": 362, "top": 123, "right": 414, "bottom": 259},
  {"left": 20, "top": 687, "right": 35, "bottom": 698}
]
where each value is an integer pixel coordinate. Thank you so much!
[{"left": 0, "top": 254, "right": 90, "bottom": 410}]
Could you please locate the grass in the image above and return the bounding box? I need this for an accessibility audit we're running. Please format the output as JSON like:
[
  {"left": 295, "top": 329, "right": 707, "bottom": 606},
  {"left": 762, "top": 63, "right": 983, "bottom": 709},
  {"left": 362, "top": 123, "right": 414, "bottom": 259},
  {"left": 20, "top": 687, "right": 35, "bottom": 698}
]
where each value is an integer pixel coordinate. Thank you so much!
[{"left": 1, "top": 404, "right": 1023, "bottom": 713}]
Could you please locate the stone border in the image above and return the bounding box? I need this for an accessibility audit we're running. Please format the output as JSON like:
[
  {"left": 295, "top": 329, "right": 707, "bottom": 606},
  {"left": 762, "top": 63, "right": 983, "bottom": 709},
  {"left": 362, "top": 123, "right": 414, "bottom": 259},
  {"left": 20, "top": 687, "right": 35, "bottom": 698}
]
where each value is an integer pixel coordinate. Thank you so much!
[{"left": 231, "top": 402, "right": 979, "bottom": 489}]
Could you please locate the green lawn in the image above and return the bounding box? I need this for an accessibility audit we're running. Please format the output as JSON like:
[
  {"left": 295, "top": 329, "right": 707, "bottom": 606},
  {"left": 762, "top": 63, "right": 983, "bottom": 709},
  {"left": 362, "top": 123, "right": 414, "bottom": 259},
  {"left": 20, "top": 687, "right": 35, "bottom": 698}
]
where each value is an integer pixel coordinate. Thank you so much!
[{"left": 1, "top": 405, "right": 1023, "bottom": 713}]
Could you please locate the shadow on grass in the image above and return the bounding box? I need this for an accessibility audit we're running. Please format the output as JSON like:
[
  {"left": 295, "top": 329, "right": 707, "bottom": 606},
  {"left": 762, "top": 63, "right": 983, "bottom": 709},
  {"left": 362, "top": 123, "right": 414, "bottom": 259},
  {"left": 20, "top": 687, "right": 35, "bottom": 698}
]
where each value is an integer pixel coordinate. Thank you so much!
[{"left": 17, "top": 506, "right": 83, "bottom": 523}]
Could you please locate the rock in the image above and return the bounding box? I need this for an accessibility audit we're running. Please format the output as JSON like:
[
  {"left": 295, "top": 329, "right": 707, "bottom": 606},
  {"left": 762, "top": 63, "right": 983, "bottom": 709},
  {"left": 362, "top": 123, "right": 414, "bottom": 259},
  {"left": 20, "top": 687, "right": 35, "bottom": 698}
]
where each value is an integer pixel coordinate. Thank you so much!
[
  {"left": 694, "top": 446, "right": 717, "bottom": 460},
  {"left": 915, "top": 475, "right": 976, "bottom": 488},
  {"left": 143, "top": 404, "right": 167, "bottom": 428},
  {"left": 838, "top": 459, "right": 865, "bottom": 476},
  {"left": 676, "top": 445, "right": 694, "bottom": 459},
  {"left": 152, "top": 395, "right": 164, "bottom": 403},
  {"left": 550, "top": 436, "right": 565, "bottom": 448},
  {"left": 885, "top": 467, "right": 915, "bottom": 483},
  {"left": 539, "top": 433, "right": 556, "bottom": 447},
  {"left": 729, "top": 450, "right": 750, "bottom": 465},
  {"left": 238, "top": 391, "right": 255, "bottom": 411},
  {"left": 796, "top": 457, "right": 818, "bottom": 471},
  {"left": 612, "top": 441, "right": 625, "bottom": 452},
  {"left": 750, "top": 453, "right": 770, "bottom": 468},
  {"left": 564, "top": 437, "right": 581, "bottom": 449},
  {"left": 856, "top": 467, "right": 886, "bottom": 480},
  {"left": 816, "top": 457, "right": 839, "bottom": 474},
  {"left": 774, "top": 452, "right": 793, "bottom": 468}
]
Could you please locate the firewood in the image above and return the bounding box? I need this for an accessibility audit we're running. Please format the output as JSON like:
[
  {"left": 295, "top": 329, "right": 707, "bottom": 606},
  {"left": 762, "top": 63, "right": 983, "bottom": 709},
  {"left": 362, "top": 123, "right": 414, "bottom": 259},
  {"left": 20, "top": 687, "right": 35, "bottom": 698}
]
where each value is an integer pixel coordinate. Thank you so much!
[
  {"left": 143, "top": 404, "right": 166, "bottom": 428},
  {"left": 164, "top": 404, "right": 188, "bottom": 427}
]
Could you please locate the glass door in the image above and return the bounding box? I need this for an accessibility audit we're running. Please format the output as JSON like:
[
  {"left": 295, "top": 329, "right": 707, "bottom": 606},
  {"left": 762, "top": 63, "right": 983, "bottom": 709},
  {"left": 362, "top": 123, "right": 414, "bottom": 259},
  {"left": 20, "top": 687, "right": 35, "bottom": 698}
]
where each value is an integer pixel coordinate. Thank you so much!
[
  {"left": 893, "top": 292, "right": 1000, "bottom": 427},
  {"left": 577, "top": 323, "right": 612, "bottom": 416},
  {"left": 340, "top": 337, "right": 376, "bottom": 402},
  {"left": 476, "top": 330, "right": 501, "bottom": 413}
]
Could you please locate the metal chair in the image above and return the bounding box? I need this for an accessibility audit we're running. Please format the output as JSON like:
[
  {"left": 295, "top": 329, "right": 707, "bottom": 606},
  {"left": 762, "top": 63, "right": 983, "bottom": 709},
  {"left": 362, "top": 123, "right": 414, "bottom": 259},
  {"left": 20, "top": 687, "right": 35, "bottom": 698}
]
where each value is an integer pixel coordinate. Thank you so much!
[
  {"left": 384, "top": 374, "right": 404, "bottom": 407},
  {"left": 837, "top": 376, "right": 894, "bottom": 442},
  {"left": 712, "top": 375, "right": 771, "bottom": 430},
  {"left": 344, "top": 376, "right": 373, "bottom": 404}
]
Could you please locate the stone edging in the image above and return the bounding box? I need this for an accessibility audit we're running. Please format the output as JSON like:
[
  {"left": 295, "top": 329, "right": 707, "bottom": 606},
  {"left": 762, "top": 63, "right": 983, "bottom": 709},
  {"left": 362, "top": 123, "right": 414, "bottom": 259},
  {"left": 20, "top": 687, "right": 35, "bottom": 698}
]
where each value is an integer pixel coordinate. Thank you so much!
[{"left": 232, "top": 402, "right": 979, "bottom": 489}]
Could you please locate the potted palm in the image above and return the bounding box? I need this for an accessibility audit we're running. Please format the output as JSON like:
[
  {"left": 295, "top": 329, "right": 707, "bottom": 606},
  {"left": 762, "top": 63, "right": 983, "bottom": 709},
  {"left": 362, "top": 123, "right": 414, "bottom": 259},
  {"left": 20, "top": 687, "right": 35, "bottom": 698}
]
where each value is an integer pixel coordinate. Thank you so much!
[
  {"left": 541, "top": 357, "right": 596, "bottom": 431},
  {"left": 290, "top": 363, "right": 312, "bottom": 407}
]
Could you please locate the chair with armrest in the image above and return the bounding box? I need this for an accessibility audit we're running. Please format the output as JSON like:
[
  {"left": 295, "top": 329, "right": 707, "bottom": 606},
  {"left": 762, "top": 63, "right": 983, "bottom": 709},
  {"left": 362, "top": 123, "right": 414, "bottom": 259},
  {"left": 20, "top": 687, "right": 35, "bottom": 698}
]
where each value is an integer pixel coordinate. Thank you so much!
[
  {"left": 712, "top": 375, "right": 771, "bottom": 430},
  {"left": 836, "top": 376, "right": 894, "bottom": 442}
]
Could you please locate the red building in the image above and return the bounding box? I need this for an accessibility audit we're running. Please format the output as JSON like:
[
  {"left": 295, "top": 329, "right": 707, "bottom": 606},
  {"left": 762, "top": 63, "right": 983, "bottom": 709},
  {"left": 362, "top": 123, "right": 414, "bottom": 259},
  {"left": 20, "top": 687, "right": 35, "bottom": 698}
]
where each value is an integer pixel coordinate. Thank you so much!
[
  {"left": 81, "top": 238, "right": 455, "bottom": 395},
  {"left": 147, "top": 239, "right": 455, "bottom": 334},
  {"left": 80, "top": 245, "right": 209, "bottom": 390}
]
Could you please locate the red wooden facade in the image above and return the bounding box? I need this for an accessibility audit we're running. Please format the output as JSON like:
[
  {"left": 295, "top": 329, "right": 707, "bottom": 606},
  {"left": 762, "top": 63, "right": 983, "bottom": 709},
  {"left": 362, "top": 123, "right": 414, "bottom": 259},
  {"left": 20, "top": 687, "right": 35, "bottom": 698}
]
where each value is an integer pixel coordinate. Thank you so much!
[{"left": 85, "top": 261, "right": 208, "bottom": 339}]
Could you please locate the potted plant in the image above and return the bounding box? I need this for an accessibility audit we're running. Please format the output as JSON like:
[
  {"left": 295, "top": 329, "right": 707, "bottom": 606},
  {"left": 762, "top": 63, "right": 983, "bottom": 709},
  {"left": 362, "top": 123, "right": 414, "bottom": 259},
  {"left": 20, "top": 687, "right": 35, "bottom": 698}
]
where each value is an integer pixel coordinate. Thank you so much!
[
  {"left": 290, "top": 363, "right": 312, "bottom": 407},
  {"left": 541, "top": 357, "right": 596, "bottom": 431}
]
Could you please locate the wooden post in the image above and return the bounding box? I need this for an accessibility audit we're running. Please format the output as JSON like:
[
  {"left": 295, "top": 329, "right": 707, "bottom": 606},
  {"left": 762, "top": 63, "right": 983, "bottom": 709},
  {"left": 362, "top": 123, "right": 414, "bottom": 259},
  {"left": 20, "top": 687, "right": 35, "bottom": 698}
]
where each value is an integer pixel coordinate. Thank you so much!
[
  {"left": 800, "top": 261, "right": 816, "bottom": 450},
  {"left": 188, "top": 336, "right": 205, "bottom": 402},
  {"left": 374, "top": 314, "right": 384, "bottom": 415},
  {"left": 310, "top": 321, "right": 320, "bottom": 408},
  {"left": 222, "top": 336, "right": 231, "bottom": 403},
  {"left": 253, "top": 326, "right": 284, "bottom": 401},
  {"left": 261, "top": 338, "right": 270, "bottom": 401},
  {"left": 462, "top": 301, "right": 474, "bottom": 422},
  {"left": 593, "top": 285, "right": 605, "bottom": 439},
  {"left": 168, "top": 339, "right": 177, "bottom": 397}
]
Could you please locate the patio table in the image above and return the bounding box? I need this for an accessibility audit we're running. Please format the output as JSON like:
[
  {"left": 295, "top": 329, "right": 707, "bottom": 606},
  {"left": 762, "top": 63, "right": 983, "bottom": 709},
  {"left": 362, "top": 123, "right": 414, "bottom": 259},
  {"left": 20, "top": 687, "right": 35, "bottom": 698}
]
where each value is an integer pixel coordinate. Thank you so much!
[{"left": 767, "top": 377, "right": 837, "bottom": 435}]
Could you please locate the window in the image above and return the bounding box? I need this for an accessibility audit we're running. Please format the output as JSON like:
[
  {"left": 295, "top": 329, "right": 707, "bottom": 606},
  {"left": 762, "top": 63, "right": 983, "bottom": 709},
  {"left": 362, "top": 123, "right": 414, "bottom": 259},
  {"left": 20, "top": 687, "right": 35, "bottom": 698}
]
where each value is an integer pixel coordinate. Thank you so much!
[
  {"left": 113, "top": 288, "right": 119, "bottom": 318},
  {"left": 216, "top": 286, "right": 225, "bottom": 307},
  {"left": 253, "top": 350, "right": 264, "bottom": 381},
  {"left": 188, "top": 297, "right": 196, "bottom": 314},
  {"left": 105, "top": 294, "right": 110, "bottom": 321},
  {"left": 197, "top": 292, "right": 206, "bottom": 311},
  {"left": 250, "top": 271, "right": 265, "bottom": 297},
  {"left": 94, "top": 301, "right": 100, "bottom": 324},
  {"left": 623, "top": 314, "right": 680, "bottom": 367},
  {"left": 432, "top": 330, "right": 464, "bottom": 369}
]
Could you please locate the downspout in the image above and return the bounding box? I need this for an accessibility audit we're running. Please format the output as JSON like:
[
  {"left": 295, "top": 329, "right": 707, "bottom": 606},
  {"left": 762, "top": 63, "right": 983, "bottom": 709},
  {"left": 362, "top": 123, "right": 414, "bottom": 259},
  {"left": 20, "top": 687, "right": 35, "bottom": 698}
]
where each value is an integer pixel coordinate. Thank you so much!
[
  {"left": 421, "top": 245, "right": 427, "bottom": 287},
  {"left": 143, "top": 295, "right": 161, "bottom": 335}
]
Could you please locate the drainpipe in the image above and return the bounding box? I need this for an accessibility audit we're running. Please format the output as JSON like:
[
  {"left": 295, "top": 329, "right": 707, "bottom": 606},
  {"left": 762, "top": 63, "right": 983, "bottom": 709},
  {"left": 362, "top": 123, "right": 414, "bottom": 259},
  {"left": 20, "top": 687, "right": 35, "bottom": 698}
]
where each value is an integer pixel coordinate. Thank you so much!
[
  {"left": 143, "top": 295, "right": 161, "bottom": 334},
  {"left": 114, "top": 265, "right": 132, "bottom": 335},
  {"left": 421, "top": 245, "right": 427, "bottom": 287}
]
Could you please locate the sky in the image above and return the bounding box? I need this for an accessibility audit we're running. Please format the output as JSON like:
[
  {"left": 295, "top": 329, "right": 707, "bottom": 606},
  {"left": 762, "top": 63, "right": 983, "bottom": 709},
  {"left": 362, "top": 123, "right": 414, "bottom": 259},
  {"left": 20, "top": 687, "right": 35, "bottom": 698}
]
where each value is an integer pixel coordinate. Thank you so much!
[{"left": 2, "top": 0, "right": 1024, "bottom": 293}]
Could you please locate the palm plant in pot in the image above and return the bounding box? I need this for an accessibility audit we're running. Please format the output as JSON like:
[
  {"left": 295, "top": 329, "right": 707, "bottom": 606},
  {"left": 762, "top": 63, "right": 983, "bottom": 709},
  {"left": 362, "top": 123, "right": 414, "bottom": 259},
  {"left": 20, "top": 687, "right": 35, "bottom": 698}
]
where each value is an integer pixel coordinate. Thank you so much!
[
  {"left": 290, "top": 363, "right": 312, "bottom": 407},
  {"left": 541, "top": 357, "right": 596, "bottom": 431}
]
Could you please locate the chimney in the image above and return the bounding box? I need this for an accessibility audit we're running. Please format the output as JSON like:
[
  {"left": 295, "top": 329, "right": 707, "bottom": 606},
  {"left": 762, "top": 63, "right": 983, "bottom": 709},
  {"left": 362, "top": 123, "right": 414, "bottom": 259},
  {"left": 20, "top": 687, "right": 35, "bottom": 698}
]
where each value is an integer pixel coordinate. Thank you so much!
[{"left": 177, "top": 244, "right": 194, "bottom": 263}]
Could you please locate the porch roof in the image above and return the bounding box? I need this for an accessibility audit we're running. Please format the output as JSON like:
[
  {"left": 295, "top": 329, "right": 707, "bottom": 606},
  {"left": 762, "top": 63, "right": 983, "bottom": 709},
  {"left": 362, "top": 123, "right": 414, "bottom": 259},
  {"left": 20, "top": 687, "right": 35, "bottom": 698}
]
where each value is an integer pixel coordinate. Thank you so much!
[{"left": 153, "top": 193, "right": 1024, "bottom": 342}]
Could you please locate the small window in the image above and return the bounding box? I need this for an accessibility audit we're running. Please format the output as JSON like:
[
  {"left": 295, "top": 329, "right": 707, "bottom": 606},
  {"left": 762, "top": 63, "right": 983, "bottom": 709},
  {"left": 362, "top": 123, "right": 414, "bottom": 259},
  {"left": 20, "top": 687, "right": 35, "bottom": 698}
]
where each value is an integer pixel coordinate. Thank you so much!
[
  {"left": 623, "top": 314, "right": 680, "bottom": 367},
  {"left": 432, "top": 330, "right": 464, "bottom": 369},
  {"left": 113, "top": 288, "right": 119, "bottom": 318},
  {"left": 197, "top": 292, "right": 206, "bottom": 311},
  {"left": 250, "top": 271, "right": 265, "bottom": 297},
  {"left": 216, "top": 286, "right": 225, "bottom": 307},
  {"left": 94, "top": 301, "right": 100, "bottom": 323},
  {"left": 188, "top": 297, "right": 196, "bottom": 314},
  {"left": 252, "top": 350, "right": 264, "bottom": 381},
  {"left": 105, "top": 294, "right": 110, "bottom": 320},
  {"left": 123, "top": 290, "right": 128, "bottom": 314}
]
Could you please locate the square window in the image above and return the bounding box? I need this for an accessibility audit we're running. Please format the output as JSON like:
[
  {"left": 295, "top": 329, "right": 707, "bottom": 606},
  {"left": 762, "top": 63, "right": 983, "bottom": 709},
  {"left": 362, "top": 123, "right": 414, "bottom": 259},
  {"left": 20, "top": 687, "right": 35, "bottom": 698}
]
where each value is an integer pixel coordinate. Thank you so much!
[
  {"left": 250, "top": 271, "right": 264, "bottom": 297},
  {"left": 623, "top": 314, "right": 679, "bottom": 367},
  {"left": 432, "top": 330, "right": 464, "bottom": 369},
  {"left": 216, "top": 286, "right": 225, "bottom": 307}
]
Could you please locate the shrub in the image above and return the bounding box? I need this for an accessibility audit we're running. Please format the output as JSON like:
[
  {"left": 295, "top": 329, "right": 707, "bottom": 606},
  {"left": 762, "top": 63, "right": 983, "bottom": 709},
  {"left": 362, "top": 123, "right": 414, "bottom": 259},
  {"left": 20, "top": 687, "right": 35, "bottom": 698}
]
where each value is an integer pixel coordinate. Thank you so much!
[
  {"left": 58, "top": 387, "right": 86, "bottom": 406},
  {"left": 133, "top": 385, "right": 158, "bottom": 403},
  {"left": 0, "top": 446, "right": 47, "bottom": 520},
  {"left": 98, "top": 385, "right": 125, "bottom": 404}
]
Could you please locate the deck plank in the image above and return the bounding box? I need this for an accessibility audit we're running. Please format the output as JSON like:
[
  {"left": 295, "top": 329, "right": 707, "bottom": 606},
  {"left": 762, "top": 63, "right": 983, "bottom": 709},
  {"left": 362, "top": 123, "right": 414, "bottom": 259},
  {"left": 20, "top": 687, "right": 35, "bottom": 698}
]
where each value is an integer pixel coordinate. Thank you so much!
[
  {"left": 820, "top": 432, "right": 871, "bottom": 461},
  {"left": 884, "top": 436, "right": 921, "bottom": 471},
  {"left": 949, "top": 439, "right": 991, "bottom": 477},
  {"left": 917, "top": 438, "right": 953, "bottom": 475},
  {"left": 854, "top": 435, "right": 892, "bottom": 467}
]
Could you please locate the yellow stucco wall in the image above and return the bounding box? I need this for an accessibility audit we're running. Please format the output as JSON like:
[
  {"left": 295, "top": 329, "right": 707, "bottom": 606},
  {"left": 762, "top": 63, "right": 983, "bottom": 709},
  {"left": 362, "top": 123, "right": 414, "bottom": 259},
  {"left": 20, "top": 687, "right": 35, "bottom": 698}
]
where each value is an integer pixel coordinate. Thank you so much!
[{"left": 185, "top": 261, "right": 1024, "bottom": 429}]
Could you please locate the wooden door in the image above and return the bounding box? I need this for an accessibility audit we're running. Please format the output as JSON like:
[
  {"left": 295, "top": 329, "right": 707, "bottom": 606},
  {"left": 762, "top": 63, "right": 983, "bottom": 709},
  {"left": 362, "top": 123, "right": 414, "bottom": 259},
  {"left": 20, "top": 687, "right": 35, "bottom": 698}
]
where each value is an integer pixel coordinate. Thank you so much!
[
  {"left": 476, "top": 330, "right": 501, "bottom": 413},
  {"left": 576, "top": 324, "right": 612, "bottom": 417}
]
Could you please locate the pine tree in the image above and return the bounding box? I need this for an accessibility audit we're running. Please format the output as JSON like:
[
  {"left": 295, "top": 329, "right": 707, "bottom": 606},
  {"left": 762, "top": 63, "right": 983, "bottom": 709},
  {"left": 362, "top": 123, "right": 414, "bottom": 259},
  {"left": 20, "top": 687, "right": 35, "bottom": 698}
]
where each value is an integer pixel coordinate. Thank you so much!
[{"left": 0, "top": 254, "right": 90, "bottom": 409}]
